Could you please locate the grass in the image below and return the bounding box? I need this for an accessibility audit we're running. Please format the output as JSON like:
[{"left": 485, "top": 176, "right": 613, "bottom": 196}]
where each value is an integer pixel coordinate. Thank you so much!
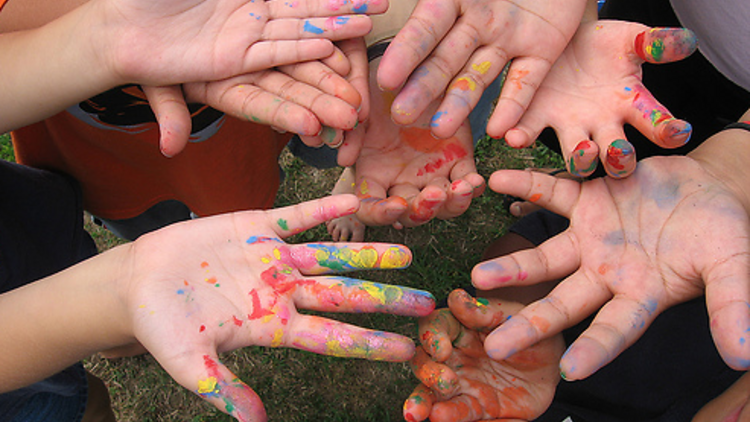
[{"left": 1, "top": 132, "right": 563, "bottom": 421}]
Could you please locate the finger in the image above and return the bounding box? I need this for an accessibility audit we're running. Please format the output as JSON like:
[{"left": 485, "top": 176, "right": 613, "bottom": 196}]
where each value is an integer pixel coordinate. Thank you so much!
[
  {"left": 355, "top": 178, "right": 409, "bottom": 226},
  {"left": 430, "top": 379, "right": 501, "bottom": 422},
  {"left": 292, "top": 276, "right": 435, "bottom": 317},
  {"left": 624, "top": 84, "right": 692, "bottom": 149},
  {"left": 376, "top": 1, "right": 458, "bottom": 91},
  {"left": 559, "top": 285, "right": 674, "bottom": 380},
  {"left": 336, "top": 123, "right": 365, "bottom": 166},
  {"left": 430, "top": 52, "right": 506, "bottom": 139},
  {"left": 565, "top": 140, "right": 600, "bottom": 178},
  {"left": 397, "top": 183, "right": 449, "bottom": 228},
  {"left": 633, "top": 27, "right": 697, "bottom": 64},
  {"left": 705, "top": 254, "right": 750, "bottom": 371},
  {"left": 410, "top": 347, "right": 460, "bottom": 397},
  {"left": 282, "top": 314, "right": 417, "bottom": 361},
  {"left": 447, "top": 289, "right": 510, "bottom": 334},
  {"left": 419, "top": 308, "right": 461, "bottom": 361},
  {"left": 243, "top": 39, "right": 335, "bottom": 72},
  {"left": 183, "top": 78, "right": 322, "bottom": 137},
  {"left": 288, "top": 242, "right": 413, "bottom": 274},
  {"left": 268, "top": 0, "right": 389, "bottom": 18},
  {"left": 263, "top": 15, "right": 375, "bottom": 41},
  {"left": 261, "top": 194, "right": 360, "bottom": 237},
  {"left": 404, "top": 383, "right": 436, "bottom": 422},
  {"left": 483, "top": 270, "right": 612, "bottom": 363},
  {"left": 141, "top": 85, "right": 192, "bottom": 158},
  {"left": 486, "top": 169, "right": 582, "bottom": 218},
  {"left": 338, "top": 37, "right": 370, "bottom": 119},
  {"left": 486, "top": 57, "right": 552, "bottom": 140},
  {"left": 436, "top": 179, "right": 475, "bottom": 220},
  {"left": 320, "top": 45, "right": 352, "bottom": 77},
  {"left": 603, "top": 139, "right": 637, "bottom": 179},
  {"left": 166, "top": 353, "right": 266, "bottom": 422},
  {"left": 277, "top": 60, "right": 361, "bottom": 111}
]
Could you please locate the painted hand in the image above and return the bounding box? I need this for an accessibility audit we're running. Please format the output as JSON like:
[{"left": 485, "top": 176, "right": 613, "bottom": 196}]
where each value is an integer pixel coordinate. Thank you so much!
[
  {"left": 351, "top": 60, "right": 485, "bottom": 229},
  {"left": 104, "top": 0, "right": 387, "bottom": 86},
  {"left": 146, "top": 39, "right": 367, "bottom": 157},
  {"left": 473, "top": 157, "right": 750, "bottom": 381},
  {"left": 499, "top": 21, "right": 697, "bottom": 178},
  {"left": 123, "top": 194, "right": 435, "bottom": 421},
  {"left": 377, "top": 0, "right": 586, "bottom": 140},
  {"left": 404, "top": 289, "right": 563, "bottom": 422}
]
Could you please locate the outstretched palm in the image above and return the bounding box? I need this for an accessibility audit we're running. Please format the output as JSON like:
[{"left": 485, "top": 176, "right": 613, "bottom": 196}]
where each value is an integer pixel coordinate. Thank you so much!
[{"left": 473, "top": 156, "right": 750, "bottom": 380}]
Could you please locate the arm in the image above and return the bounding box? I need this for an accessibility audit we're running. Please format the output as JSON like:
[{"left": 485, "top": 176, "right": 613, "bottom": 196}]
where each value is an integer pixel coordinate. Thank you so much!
[
  {"left": 0, "top": 195, "right": 436, "bottom": 421},
  {"left": 0, "top": 0, "right": 387, "bottom": 133}
]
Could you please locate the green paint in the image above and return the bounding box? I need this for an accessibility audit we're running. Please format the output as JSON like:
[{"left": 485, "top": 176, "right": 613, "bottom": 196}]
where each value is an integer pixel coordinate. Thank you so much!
[{"left": 277, "top": 219, "right": 289, "bottom": 230}]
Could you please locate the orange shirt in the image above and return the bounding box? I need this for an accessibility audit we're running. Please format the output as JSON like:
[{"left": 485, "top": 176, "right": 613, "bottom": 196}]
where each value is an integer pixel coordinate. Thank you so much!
[{"left": 11, "top": 85, "right": 291, "bottom": 220}]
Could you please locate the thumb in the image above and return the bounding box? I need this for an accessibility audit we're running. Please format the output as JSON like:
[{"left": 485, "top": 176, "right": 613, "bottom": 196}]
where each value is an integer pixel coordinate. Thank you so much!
[
  {"left": 166, "top": 353, "right": 267, "bottom": 422},
  {"left": 141, "top": 85, "right": 192, "bottom": 158}
]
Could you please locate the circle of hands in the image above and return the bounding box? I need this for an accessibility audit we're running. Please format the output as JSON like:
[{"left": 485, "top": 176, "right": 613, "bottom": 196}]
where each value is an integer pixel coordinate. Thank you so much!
[
  {"left": 474, "top": 156, "right": 750, "bottom": 383},
  {"left": 405, "top": 289, "right": 564, "bottom": 422},
  {"left": 116, "top": 195, "right": 436, "bottom": 422}
]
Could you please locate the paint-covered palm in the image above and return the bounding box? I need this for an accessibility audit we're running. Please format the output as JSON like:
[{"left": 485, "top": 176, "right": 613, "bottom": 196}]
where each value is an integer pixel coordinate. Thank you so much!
[
  {"left": 121, "top": 194, "right": 435, "bottom": 421},
  {"left": 377, "top": 0, "right": 587, "bottom": 141},
  {"left": 473, "top": 156, "right": 750, "bottom": 382},
  {"left": 404, "top": 289, "right": 563, "bottom": 422},
  {"left": 500, "top": 21, "right": 697, "bottom": 178},
  {"left": 352, "top": 68, "right": 485, "bottom": 229}
]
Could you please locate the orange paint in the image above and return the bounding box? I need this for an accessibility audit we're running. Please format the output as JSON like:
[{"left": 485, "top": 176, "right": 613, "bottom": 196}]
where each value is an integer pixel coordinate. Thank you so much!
[
  {"left": 598, "top": 263, "right": 610, "bottom": 275},
  {"left": 400, "top": 127, "right": 443, "bottom": 153},
  {"left": 528, "top": 193, "right": 542, "bottom": 202},
  {"left": 201, "top": 261, "right": 209, "bottom": 268},
  {"left": 530, "top": 315, "right": 551, "bottom": 333}
]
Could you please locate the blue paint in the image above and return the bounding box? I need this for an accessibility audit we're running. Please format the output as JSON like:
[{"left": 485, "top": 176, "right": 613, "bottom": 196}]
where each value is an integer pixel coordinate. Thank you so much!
[
  {"left": 246, "top": 235, "right": 280, "bottom": 245},
  {"left": 303, "top": 21, "right": 324, "bottom": 34},
  {"left": 430, "top": 111, "right": 447, "bottom": 127}
]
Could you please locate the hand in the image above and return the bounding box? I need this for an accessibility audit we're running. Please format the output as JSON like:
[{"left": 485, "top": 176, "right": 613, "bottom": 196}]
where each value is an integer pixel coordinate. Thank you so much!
[
  {"left": 352, "top": 60, "right": 485, "bottom": 229},
  {"left": 146, "top": 39, "right": 368, "bottom": 157},
  {"left": 404, "top": 289, "right": 563, "bottom": 422},
  {"left": 472, "top": 157, "right": 750, "bottom": 381},
  {"left": 122, "top": 194, "right": 436, "bottom": 421},
  {"left": 102, "top": 0, "right": 388, "bottom": 87},
  {"left": 501, "top": 21, "right": 697, "bottom": 178},
  {"left": 376, "top": 0, "right": 587, "bottom": 140}
]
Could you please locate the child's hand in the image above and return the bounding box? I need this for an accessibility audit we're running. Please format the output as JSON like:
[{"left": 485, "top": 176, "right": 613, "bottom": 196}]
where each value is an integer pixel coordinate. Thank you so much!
[
  {"left": 104, "top": 0, "right": 387, "bottom": 86},
  {"left": 496, "top": 21, "right": 697, "bottom": 178},
  {"left": 351, "top": 66, "right": 485, "bottom": 229},
  {"left": 377, "top": 0, "right": 587, "bottom": 140},
  {"left": 122, "top": 194, "right": 435, "bottom": 421},
  {"left": 473, "top": 156, "right": 750, "bottom": 381},
  {"left": 404, "top": 289, "right": 563, "bottom": 422}
]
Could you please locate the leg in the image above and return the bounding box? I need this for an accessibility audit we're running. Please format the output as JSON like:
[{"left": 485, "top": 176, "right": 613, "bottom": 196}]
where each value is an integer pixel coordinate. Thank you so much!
[{"left": 326, "top": 167, "right": 366, "bottom": 242}]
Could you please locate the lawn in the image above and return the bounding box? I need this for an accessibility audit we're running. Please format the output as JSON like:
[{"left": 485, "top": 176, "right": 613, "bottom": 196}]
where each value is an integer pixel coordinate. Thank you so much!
[{"left": 0, "top": 132, "right": 564, "bottom": 421}]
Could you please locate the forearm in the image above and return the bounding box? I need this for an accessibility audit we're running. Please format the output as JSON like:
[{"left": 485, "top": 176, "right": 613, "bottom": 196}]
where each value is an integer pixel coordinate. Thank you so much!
[
  {"left": 0, "top": 244, "right": 134, "bottom": 393},
  {"left": 0, "top": 1, "right": 118, "bottom": 133},
  {"left": 689, "top": 108, "right": 750, "bottom": 215}
]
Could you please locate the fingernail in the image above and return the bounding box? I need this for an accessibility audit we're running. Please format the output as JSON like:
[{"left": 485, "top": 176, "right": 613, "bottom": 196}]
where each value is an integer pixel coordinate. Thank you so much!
[{"left": 659, "top": 119, "right": 692, "bottom": 148}]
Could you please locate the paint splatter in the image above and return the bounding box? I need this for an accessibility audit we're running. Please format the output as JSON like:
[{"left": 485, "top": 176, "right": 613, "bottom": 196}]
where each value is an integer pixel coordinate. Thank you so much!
[
  {"left": 303, "top": 21, "right": 325, "bottom": 34},
  {"left": 472, "top": 61, "right": 492, "bottom": 75},
  {"left": 277, "top": 219, "right": 289, "bottom": 231}
]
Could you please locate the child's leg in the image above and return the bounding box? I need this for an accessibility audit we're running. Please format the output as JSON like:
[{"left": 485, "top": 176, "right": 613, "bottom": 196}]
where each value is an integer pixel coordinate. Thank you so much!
[{"left": 326, "top": 167, "right": 366, "bottom": 242}]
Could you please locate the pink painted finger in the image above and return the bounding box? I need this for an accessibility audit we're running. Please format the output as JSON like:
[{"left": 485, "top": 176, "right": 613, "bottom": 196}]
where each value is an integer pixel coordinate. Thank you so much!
[
  {"left": 410, "top": 347, "right": 460, "bottom": 397},
  {"left": 633, "top": 27, "right": 697, "bottom": 64},
  {"left": 603, "top": 139, "right": 637, "bottom": 179},
  {"left": 183, "top": 354, "right": 267, "bottom": 422},
  {"left": 418, "top": 309, "right": 461, "bottom": 362},
  {"left": 261, "top": 194, "right": 360, "bottom": 237},
  {"left": 142, "top": 85, "right": 192, "bottom": 158},
  {"left": 356, "top": 195, "right": 409, "bottom": 227},
  {"left": 257, "top": 242, "right": 412, "bottom": 274},
  {"left": 624, "top": 84, "right": 692, "bottom": 149},
  {"left": 292, "top": 276, "right": 436, "bottom": 317},
  {"left": 487, "top": 169, "right": 582, "bottom": 218},
  {"left": 483, "top": 271, "right": 612, "bottom": 363},
  {"left": 283, "top": 315, "right": 417, "bottom": 361},
  {"left": 399, "top": 184, "right": 449, "bottom": 228},
  {"left": 404, "top": 383, "right": 435, "bottom": 422}
]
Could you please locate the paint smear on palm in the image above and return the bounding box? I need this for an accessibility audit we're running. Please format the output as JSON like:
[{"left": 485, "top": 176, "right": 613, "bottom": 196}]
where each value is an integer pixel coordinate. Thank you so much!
[
  {"left": 291, "top": 316, "right": 415, "bottom": 361},
  {"left": 634, "top": 27, "right": 697, "bottom": 63},
  {"left": 400, "top": 127, "right": 468, "bottom": 177},
  {"left": 196, "top": 355, "right": 264, "bottom": 422}
]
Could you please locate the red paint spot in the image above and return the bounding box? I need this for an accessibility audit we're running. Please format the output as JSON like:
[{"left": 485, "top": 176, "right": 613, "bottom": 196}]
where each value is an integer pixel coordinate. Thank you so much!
[
  {"left": 247, "top": 289, "right": 275, "bottom": 320},
  {"left": 199, "top": 325, "right": 206, "bottom": 333},
  {"left": 416, "top": 142, "right": 468, "bottom": 176},
  {"left": 232, "top": 315, "right": 244, "bottom": 327},
  {"left": 598, "top": 264, "right": 610, "bottom": 275},
  {"left": 529, "top": 193, "right": 542, "bottom": 202},
  {"left": 201, "top": 261, "right": 209, "bottom": 269}
]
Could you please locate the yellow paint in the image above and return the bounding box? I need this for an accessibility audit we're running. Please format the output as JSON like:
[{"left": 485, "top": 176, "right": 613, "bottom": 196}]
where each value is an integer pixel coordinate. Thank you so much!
[
  {"left": 472, "top": 61, "right": 492, "bottom": 75},
  {"left": 452, "top": 77, "right": 477, "bottom": 92},
  {"left": 351, "top": 247, "right": 378, "bottom": 268},
  {"left": 273, "top": 248, "right": 281, "bottom": 260},
  {"left": 358, "top": 179, "right": 370, "bottom": 196},
  {"left": 380, "top": 247, "right": 410, "bottom": 269},
  {"left": 197, "top": 377, "right": 218, "bottom": 394},
  {"left": 271, "top": 329, "right": 284, "bottom": 347},
  {"left": 261, "top": 256, "right": 271, "bottom": 264}
]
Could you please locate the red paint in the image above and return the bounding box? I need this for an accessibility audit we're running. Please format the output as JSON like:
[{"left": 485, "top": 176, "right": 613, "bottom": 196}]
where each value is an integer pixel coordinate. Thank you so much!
[
  {"left": 247, "top": 289, "right": 275, "bottom": 320},
  {"left": 199, "top": 325, "right": 206, "bottom": 333},
  {"left": 232, "top": 315, "right": 244, "bottom": 327},
  {"left": 416, "top": 143, "right": 468, "bottom": 177}
]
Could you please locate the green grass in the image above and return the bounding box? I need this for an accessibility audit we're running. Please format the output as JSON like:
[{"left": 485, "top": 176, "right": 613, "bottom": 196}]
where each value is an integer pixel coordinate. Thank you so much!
[
  {"left": 1, "top": 133, "right": 14, "bottom": 162},
  {"left": 76, "top": 136, "right": 563, "bottom": 422}
]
